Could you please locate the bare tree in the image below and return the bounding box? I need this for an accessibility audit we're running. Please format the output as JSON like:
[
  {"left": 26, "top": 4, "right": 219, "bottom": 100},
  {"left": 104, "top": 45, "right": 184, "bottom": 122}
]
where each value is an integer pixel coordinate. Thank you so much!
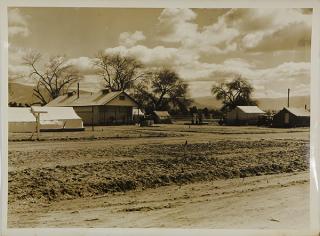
[
  {"left": 211, "top": 76, "right": 257, "bottom": 112},
  {"left": 94, "top": 51, "right": 144, "bottom": 91},
  {"left": 23, "top": 51, "right": 80, "bottom": 105}
]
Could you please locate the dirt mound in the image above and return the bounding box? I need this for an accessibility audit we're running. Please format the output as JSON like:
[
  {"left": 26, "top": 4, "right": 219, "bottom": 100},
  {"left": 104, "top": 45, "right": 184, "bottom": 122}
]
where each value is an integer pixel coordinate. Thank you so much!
[{"left": 8, "top": 140, "right": 309, "bottom": 204}]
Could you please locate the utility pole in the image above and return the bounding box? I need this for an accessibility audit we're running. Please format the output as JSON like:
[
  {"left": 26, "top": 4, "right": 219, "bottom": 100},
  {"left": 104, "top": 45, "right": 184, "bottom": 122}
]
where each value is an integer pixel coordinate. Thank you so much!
[
  {"left": 287, "top": 88, "right": 290, "bottom": 107},
  {"left": 77, "top": 82, "right": 80, "bottom": 99}
]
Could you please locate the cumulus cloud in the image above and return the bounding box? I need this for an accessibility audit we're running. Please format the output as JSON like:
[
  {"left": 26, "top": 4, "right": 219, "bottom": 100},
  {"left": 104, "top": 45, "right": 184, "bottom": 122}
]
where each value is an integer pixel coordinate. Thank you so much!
[
  {"left": 105, "top": 45, "right": 199, "bottom": 68},
  {"left": 9, "top": 8, "right": 310, "bottom": 98},
  {"left": 157, "top": 8, "right": 239, "bottom": 55},
  {"left": 67, "top": 57, "right": 96, "bottom": 75},
  {"left": 190, "top": 61, "right": 310, "bottom": 98},
  {"left": 8, "top": 8, "right": 30, "bottom": 37},
  {"left": 221, "top": 8, "right": 311, "bottom": 52},
  {"left": 158, "top": 8, "right": 198, "bottom": 44},
  {"left": 157, "top": 8, "right": 311, "bottom": 55},
  {"left": 119, "top": 31, "right": 146, "bottom": 47}
]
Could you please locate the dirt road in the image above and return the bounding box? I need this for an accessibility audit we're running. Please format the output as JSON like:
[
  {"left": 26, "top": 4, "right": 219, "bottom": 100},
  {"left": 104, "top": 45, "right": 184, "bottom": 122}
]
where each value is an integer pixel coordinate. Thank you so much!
[{"left": 9, "top": 172, "right": 309, "bottom": 229}]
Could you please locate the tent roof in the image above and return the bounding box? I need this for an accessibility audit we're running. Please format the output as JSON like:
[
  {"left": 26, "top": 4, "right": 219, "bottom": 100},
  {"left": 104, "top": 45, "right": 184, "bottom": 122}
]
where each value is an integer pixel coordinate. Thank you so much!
[
  {"left": 31, "top": 106, "right": 82, "bottom": 120},
  {"left": 46, "top": 90, "right": 138, "bottom": 107},
  {"left": 8, "top": 107, "right": 36, "bottom": 122},
  {"left": 154, "top": 111, "right": 171, "bottom": 117},
  {"left": 237, "top": 106, "right": 265, "bottom": 114},
  {"left": 283, "top": 107, "right": 310, "bottom": 117}
]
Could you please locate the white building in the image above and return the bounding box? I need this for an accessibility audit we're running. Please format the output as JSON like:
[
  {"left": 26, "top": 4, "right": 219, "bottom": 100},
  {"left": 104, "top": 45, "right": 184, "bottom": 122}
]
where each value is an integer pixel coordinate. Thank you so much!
[{"left": 225, "top": 106, "right": 265, "bottom": 125}]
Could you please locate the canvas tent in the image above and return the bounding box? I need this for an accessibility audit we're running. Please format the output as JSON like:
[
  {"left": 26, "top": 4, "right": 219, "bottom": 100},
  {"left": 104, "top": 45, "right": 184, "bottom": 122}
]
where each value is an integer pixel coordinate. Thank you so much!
[
  {"left": 8, "top": 107, "right": 37, "bottom": 133},
  {"left": 225, "top": 106, "right": 265, "bottom": 125},
  {"left": 272, "top": 107, "right": 310, "bottom": 128},
  {"left": 133, "top": 108, "right": 144, "bottom": 117},
  {"left": 31, "top": 106, "right": 84, "bottom": 131},
  {"left": 133, "top": 108, "right": 145, "bottom": 123}
]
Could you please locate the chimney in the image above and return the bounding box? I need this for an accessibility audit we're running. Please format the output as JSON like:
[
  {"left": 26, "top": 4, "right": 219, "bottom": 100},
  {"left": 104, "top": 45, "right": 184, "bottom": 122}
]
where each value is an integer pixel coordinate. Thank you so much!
[
  {"left": 102, "top": 88, "right": 110, "bottom": 94},
  {"left": 287, "top": 88, "right": 290, "bottom": 107},
  {"left": 77, "top": 83, "right": 80, "bottom": 99},
  {"left": 67, "top": 91, "right": 74, "bottom": 97}
]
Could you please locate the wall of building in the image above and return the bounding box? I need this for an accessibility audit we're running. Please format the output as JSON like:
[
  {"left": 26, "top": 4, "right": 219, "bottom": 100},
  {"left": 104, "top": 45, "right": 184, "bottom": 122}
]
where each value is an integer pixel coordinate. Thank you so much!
[
  {"left": 74, "top": 106, "right": 133, "bottom": 125},
  {"left": 225, "top": 108, "right": 262, "bottom": 125},
  {"left": 74, "top": 106, "right": 99, "bottom": 125},
  {"left": 272, "top": 110, "right": 310, "bottom": 127},
  {"left": 98, "top": 106, "right": 133, "bottom": 125}
]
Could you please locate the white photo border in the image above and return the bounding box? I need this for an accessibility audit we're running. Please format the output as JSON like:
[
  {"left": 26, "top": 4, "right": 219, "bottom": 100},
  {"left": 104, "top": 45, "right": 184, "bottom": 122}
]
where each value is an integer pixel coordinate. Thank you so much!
[{"left": 1, "top": 1, "right": 320, "bottom": 235}]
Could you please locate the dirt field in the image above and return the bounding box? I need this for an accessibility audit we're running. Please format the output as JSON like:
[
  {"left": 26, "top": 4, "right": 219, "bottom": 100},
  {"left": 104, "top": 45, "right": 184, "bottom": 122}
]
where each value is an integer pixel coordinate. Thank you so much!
[{"left": 7, "top": 124, "right": 310, "bottom": 228}]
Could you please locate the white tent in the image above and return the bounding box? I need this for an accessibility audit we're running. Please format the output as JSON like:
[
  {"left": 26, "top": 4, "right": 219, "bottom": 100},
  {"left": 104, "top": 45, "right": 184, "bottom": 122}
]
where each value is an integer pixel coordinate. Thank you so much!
[
  {"left": 133, "top": 108, "right": 144, "bottom": 116},
  {"left": 31, "top": 106, "right": 84, "bottom": 131},
  {"left": 8, "top": 107, "right": 37, "bottom": 133}
]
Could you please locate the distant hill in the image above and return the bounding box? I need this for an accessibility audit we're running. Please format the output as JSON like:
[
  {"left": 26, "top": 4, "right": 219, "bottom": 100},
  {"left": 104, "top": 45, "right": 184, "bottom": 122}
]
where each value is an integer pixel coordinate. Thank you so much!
[
  {"left": 257, "top": 96, "right": 310, "bottom": 111},
  {"left": 191, "top": 96, "right": 222, "bottom": 109},
  {"left": 9, "top": 82, "right": 37, "bottom": 105},
  {"left": 8, "top": 82, "right": 90, "bottom": 105},
  {"left": 9, "top": 82, "right": 310, "bottom": 111},
  {"left": 192, "top": 95, "right": 310, "bottom": 111}
]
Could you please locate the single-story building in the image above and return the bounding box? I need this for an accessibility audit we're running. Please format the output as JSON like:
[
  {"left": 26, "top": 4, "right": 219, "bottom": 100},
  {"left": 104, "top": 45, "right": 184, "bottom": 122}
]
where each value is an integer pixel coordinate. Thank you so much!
[
  {"left": 31, "top": 106, "right": 84, "bottom": 131},
  {"left": 225, "top": 106, "right": 266, "bottom": 125},
  {"left": 8, "top": 107, "right": 37, "bottom": 133},
  {"left": 46, "top": 89, "right": 139, "bottom": 125},
  {"left": 272, "top": 107, "right": 310, "bottom": 128},
  {"left": 153, "top": 111, "right": 172, "bottom": 124}
]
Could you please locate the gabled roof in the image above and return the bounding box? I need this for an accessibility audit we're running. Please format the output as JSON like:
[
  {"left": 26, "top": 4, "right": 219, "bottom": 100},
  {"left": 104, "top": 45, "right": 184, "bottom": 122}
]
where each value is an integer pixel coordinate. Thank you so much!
[
  {"left": 154, "top": 111, "right": 171, "bottom": 117},
  {"left": 31, "top": 106, "right": 82, "bottom": 120},
  {"left": 237, "top": 106, "right": 265, "bottom": 114},
  {"left": 46, "top": 90, "right": 137, "bottom": 107},
  {"left": 283, "top": 107, "right": 310, "bottom": 117}
]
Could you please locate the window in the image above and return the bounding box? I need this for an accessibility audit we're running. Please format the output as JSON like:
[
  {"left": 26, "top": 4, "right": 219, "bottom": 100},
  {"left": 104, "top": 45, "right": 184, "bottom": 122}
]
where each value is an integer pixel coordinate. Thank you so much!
[
  {"left": 284, "top": 113, "right": 289, "bottom": 124},
  {"left": 119, "top": 95, "right": 125, "bottom": 100}
]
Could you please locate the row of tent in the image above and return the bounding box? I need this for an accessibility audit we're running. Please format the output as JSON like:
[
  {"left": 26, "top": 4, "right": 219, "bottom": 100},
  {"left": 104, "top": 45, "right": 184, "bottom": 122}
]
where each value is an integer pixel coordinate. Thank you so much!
[
  {"left": 224, "top": 106, "right": 310, "bottom": 127},
  {"left": 9, "top": 107, "right": 84, "bottom": 133}
]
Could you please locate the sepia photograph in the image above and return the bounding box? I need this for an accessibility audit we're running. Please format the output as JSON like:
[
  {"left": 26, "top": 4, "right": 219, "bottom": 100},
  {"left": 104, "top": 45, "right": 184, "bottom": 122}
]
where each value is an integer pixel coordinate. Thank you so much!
[{"left": 5, "top": 6, "right": 312, "bottom": 230}]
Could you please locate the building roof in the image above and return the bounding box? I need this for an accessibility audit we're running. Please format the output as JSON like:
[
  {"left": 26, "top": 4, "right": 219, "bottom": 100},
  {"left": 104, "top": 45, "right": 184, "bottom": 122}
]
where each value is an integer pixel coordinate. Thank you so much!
[
  {"left": 46, "top": 90, "right": 137, "bottom": 107},
  {"left": 153, "top": 111, "right": 171, "bottom": 117},
  {"left": 283, "top": 107, "right": 310, "bottom": 117},
  {"left": 31, "top": 106, "right": 82, "bottom": 120},
  {"left": 8, "top": 107, "right": 36, "bottom": 122},
  {"left": 237, "top": 106, "right": 265, "bottom": 114}
]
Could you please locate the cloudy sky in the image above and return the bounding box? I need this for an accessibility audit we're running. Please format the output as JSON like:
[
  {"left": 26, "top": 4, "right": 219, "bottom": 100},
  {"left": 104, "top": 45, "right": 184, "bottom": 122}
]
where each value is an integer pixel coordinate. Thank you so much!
[{"left": 8, "top": 7, "right": 312, "bottom": 98}]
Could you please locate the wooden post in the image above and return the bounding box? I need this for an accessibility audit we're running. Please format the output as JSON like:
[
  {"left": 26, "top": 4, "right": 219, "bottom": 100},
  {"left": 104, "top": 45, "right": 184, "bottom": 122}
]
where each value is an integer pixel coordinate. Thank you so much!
[
  {"left": 77, "top": 83, "right": 80, "bottom": 98},
  {"left": 36, "top": 114, "right": 40, "bottom": 140},
  {"left": 287, "top": 88, "right": 290, "bottom": 107},
  {"left": 31, "top": 108, "right": 47, "bottom": 140},
  {"left": 91, "top": 106, "right": 94, "bottom": 131}
]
